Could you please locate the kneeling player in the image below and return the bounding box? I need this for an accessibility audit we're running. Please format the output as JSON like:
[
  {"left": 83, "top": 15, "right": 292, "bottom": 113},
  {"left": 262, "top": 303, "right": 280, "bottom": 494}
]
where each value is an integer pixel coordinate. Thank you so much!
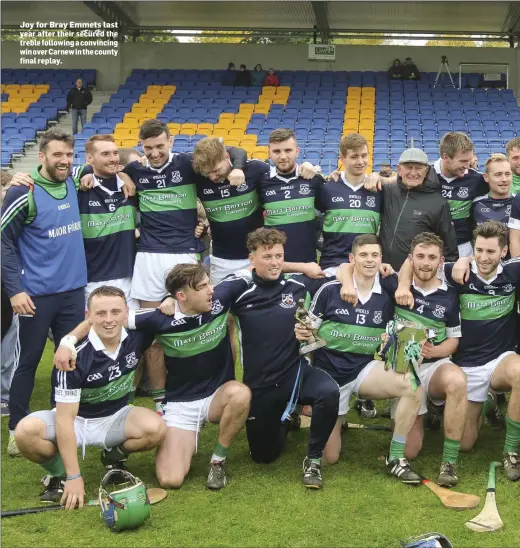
[
  {"left": 296, "top": 235, "right": 423, "bottom": 484},
  {"left": 434, "top": 221, "right": 520, "bottom": 481},
  {"left": 16, "top": 286, "right": 166, "bottom": 507},
  {"left": 394, "top": 233, "right": 467, "bottom": 487}
]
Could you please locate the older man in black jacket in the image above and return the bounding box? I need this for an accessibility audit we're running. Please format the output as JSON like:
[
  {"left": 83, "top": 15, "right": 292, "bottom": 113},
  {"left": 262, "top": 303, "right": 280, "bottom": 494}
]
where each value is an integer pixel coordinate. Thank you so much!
[
  {"left": 66, "top": 79, "right": 92, "bottom": 134},
  {"left": 379, "top": 148, "right": 458, "bottom": 270}
]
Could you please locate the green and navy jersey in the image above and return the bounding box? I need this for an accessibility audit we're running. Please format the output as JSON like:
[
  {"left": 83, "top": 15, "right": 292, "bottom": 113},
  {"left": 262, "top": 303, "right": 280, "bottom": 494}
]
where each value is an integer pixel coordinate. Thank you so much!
[
  {"left": 433, "top": 159, "right": 488, "bottom": 246},
  {"left": 78, "top": 174, "right": 137, "bottom": 283},
  {"left": 129, "top": 273, "right": 251, "bottom": 402},
  {"left": 512, "top": 173, "right": 520, "bottom": 197},
  {"left": 123, "top": 152, "right": 205, "bottom": 255},
  {"left": 317, "top": 172, "right": 382, "bottom": 269},
  {"left": 309, "top": 274, "right": 396, "bottom": 386},
  {"left": 444, "top": 260, "right": 520, "bottom": 367},
  {"left": 52, "top": 328, "right": 153, "bottom": 418},
  {"left": 259, "top": 166, "right": 323, "bottom": 262},
  {"left": 197, "top": 160, "right": 268, "bottom": 260},
  {"left": 229, "top": 270, "right": 326, "bottom": 389},
  {"left": 507, "top": 193, "right": 520, "bottom": 231},
  {"left": 394, "top": 280, "right": 461, "bottom": 365},
  {"left": 471, "top": 194, "right": 512, "bottom": 228}
]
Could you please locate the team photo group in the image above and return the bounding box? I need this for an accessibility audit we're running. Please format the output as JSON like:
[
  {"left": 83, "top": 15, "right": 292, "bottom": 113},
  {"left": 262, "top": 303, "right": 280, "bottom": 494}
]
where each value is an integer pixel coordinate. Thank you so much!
[{"left": 2, "top": 118, "right": 520, "bottom": 514}]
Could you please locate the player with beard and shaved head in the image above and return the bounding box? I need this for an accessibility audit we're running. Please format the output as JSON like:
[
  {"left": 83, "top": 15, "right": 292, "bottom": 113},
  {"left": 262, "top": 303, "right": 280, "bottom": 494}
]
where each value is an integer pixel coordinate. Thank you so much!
[
  {"left": 1, "top": 128, "right": 87, "bottom": 456},
  {"left": 393, "top": 233, "right": 467, "bottom": 487}
]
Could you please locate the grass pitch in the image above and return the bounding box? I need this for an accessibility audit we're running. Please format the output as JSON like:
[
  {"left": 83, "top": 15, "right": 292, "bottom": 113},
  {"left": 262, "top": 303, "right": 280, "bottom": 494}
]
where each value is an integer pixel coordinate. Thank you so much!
[{"left": 1, "top": 343, "right": 519, "bottom": 547}]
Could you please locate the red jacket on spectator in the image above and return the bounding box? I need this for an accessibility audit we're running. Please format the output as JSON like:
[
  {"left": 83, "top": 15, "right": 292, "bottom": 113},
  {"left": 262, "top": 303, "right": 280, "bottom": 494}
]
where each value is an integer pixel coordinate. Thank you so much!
[{"left": 266, "top": 70, "right": 279, "bottom": 87}]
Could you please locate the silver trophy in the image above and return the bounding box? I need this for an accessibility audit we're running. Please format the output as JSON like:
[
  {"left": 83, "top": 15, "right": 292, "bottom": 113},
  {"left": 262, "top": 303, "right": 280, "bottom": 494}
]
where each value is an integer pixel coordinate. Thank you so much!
[{"left": 295, "top": 298, "right": 327, "bottom": 355}]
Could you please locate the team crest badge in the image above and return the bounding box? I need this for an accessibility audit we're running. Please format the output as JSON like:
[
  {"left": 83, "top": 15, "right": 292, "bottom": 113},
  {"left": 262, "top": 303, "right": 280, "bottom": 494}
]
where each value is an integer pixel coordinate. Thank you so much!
[
  {"left": 373, "top": 311, "right": 383, "bottom": 324},
  {"left": 433, "top": 305, "right": 445, "bottom": 318},
  {"left": 506, "top": 205, "right": 512, "bottom": 216},
  {"left": 457, "top": 187, "right": 469, "bottom": 199},
  {"left": 125, "top": 352, "right": 139, "bottom": 369},
  {"left": 236, "top": 183, "right": 248, "bottom": 192},
  {"left": 211, "top": 300, "right": 224, "bottom": 315},
  {"left": 280, "top": 293, "right": 296, "bottom": 309},
  {"left": 366, "top": 196, "right": 376, "bottom": 208},
  {"left": 503, "top": 283, "right": 514, "bottom": 293},
  {"left": 171, "top": 171, "right": 183, "bottom": 183},
  {"left": 299, "top": 184, "right": 311, "bottom": 195}
]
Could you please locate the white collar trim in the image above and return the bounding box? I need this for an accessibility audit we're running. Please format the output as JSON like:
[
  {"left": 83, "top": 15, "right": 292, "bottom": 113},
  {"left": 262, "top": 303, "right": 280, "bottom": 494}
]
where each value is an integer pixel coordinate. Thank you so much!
[
  {"left": 340, "top": 171, "right": 366, "bottom": 191},
  {"left": 412, "top": 277, "right": 447, "bottom": 296},
  {"left": 353, "top": 273, "right": 382, "bottom": 305},
  {"left": 470, "top": 259, "right": 503, "bottom": 284},
  {"left": 88, "top": 326, "right": 128, "bottom": 358}
]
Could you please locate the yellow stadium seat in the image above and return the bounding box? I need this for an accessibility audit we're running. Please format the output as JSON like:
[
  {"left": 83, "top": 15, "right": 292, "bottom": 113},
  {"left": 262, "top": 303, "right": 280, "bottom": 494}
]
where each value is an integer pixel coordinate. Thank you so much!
[
  {"left": 252, "top": 146, "right": 269, "bottom": 161},
  {"left": 239, "top": 104, "right": 255, "bottom": 112},
  {"left": 197, "top": 124, "right": 214, "bottom": 134},
  {"left": 145, "top": 109, "right": 161, "bottom": 118},
  {"left": 254, "top": 105, "right": 270, "bottom": 115},
  {"left": 181, "top": 123, "right": 197, "bottom": 132},
  {"left": 241, "top": 135, "right": 258, "bottom": 145},
  {"left": 169, "top": 128, "right": 180, "bottom": 136},
  {"left": 5, "top": 85, "right": 20, "bottom": 93},
  {"left": 224, "top": 138, "right": 241, "bottom": 147},
  {"left": 359, "top": 122, "right": 374, "bottom": 130},
  {"left": 162, "top": 85, "right": 176, "bottom": 93},
  {"left": 276, "top": 86, "right": 291, "bottom": 95},
  {"left": 139, "top": 98, "right": 155, "bottom": 107},
  {"left": 261, "top": 86, "right": 276, "bottom": 94},
  {"left": 132, "top": 106, "right": 148, "bottom": 115},
  {"left": 147, "top": 85, "right": 162, "bottom": 92},
  {"left": 214, "top": 123, "right": 233, "bottom": 132},
  {"left": 212, "top": 129, "right": 229, "bottom": 138},
  {"left": 121, "top": 138, "right": 138, "bottom": 147},
  {"left": 167, "top": 123, "right": 181, "bottom": 132},
  {"left": 234, "top": 113, "right": 251, "bottom": 122},
  {"left": 146, "top": 90, "right": 162, "bottom": 99},
  {"left": 348, "top": 87, "right": 362, "bottom": 94},
  {"left": 272, "top": 97, "right": 287, "bottom": 105},
  {"left": 219, "top": 113, "right": 235, "bottom": 121},
  {"left": 344, "top": 125, "right": 359, "bottom": 134},
  {"left": 181, "top": 128, "right": 197, "bottom": 136},
  {"left": 228, "top": 128, "right": 245, "bottom": 138},
  {"left": 1, "top": 104, "right": 11, "bottom": 113}
]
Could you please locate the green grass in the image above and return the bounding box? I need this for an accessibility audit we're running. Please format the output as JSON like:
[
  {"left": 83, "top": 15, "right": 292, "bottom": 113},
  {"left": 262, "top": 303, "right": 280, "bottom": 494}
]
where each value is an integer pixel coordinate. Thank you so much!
[{"left": 2, "top": 343, "right": 519, "bottom": 547}]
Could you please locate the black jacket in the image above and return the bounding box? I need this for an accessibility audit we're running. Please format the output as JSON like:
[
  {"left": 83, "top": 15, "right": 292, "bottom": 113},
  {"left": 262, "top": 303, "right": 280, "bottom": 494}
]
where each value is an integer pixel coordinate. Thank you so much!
[
  {"left": 235, "top": 70, "right": 251, "bottom": 87},
  {"left": 379, "top": 167, "right": 458, "bottom": 271},
  {"left": 67, "top": 87, "right": 92, "bottom": 110}
]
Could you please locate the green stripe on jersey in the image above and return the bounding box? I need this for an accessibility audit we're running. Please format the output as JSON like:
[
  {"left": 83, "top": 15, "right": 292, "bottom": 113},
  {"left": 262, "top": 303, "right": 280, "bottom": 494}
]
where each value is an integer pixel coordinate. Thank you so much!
[
  {"left": 156, "top": 313, "right": 228, "bottom": 358},
  {"left": 81, "top": 371, "right": 135, "bottom": 404},
  {"left": 81, "top": 205, "right": 136, "bottom": 239},
  {"left": 318, "top": 320, "right": 384, "bottom": 355},
  {"left": 460, "top": 293, "right": 514, "bottom": 321},
  {"left": 394, "top": 306, "right": 447, "bottom": 344},
  {"left": 448, "top": 199, "right": 471, "bottom": 220},
  {"left": 202, "top": 191, "right": 259, "bottom": 223},
  {"left": 138, "top": 185, "right": 197, "bottom": 213},
  {"left": 264, "top": 197, "right": 315, "bottom": 226},
  {"left": 323, "top": 208, "right": 380, "bottom": 234}
]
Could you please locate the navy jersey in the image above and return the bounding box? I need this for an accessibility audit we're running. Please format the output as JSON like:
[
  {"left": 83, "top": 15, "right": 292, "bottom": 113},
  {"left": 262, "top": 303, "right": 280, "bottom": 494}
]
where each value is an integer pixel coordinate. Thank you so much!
[
  {"left": 129, "top": 273, "right": 251, "bottom": 402},
  {"left": 433, "top": 159, "right": 488, "bottom": 246},
  {"left": 259, "top": 166, "right": 323, "bottom": 262},
  {"left": 394, "top": 280, "right": 461, "bottom": 365},
  {"left": 197, "top": 160, "right": 268, "bottom": 260},
  {"left": 309, "top": 274, "right": 395, "bottom": 386},
  {"left": 445, "top": 260, "right": 520, "bottom": 367},
  {"left": 78, "top": 174, "right": 137, "bottom": 283},
  {"left": 317, "top": 173, "right": 383, "bottom": 269},
  {"left": 229, "top": 270, "right": 325, "bottom": 388},
  {"left": 123, "top": 152, "right": 205, "bottom": 254},
  {"left": 52, "top": 328, "right": 153, "bottom": 418},
  {"left": 507, "top": 193, "right": 520, "bottom": 232},
  {"left": 471, "top": 194, "right": 512, "bottom": 228}
]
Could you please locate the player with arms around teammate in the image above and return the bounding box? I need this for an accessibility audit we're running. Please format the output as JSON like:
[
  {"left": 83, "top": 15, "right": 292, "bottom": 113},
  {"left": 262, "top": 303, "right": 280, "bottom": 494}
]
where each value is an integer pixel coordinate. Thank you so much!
[
  {"left": 297, "top": 235, "right": 423, "bottom": 483},
  {"left": 393, "top": 233, "right": 467, "bottom": 487},
  {"left": 1, "top": 128, "right": 87, "bottom": 456},
  {"left": 440, "top": 221, "right": 520, "bottom": 481},
  {"left": 16, "top": 287, "right": 166, "bottom": 506}
]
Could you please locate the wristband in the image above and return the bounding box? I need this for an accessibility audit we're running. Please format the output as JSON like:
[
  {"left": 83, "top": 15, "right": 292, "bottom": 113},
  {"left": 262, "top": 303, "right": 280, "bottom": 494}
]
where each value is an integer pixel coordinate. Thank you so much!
[
  {"left": 59, "top": 335, "right": 78, "bottom": 360},
  {"left": 66, "top": 473, "right": 81, "bottom": 481}
]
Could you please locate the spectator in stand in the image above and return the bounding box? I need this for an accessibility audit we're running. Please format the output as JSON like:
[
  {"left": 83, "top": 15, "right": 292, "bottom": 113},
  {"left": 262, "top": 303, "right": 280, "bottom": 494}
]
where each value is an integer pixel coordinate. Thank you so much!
[
  {"left": 402, "top": 57, "right": 420, "bottom": 80},
  {"left": 388, "top": 59, "right": 403, "bottom": 80},
  {"left": 266, "top": 68, "right": 279, "bottom": 87},
  {"left": 66, "top": 78, "right": 92, "bottom": 134},
  {"left": 379, "top": 162, "right": 396, "bottom": 178},
  {"left": 222, "top": 62, "right": 236, "bottom": 86},
  {"left": 235, "top": 64, "right": 252, "bottom": 87},
  {"left": 251, "top": 64, "right": 266, "bottom": 86}
]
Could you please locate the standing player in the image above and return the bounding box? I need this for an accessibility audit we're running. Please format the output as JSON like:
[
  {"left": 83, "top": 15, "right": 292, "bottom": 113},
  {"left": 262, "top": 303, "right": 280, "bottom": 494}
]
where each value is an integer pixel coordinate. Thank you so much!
[
  {"left": 393, "top": 233, "right": 467, "bottom": 487},
  {"left": 299, "top": 235, "right": 423, "bottom": 483},
  {"left": 260, "top": 129, "right": 325, "bottom": 264},
  {"left": 22, "top": 286, "right": 166, "bottom": 505},
  {"left": 439, "top": 221, "right": 520, "bottom": 481},
  {"left": 1, "top": 128, "right": 87, "bottom": 455},
  {"left": 433, "top": 132, "right": 488, "bottom": 257},
  {"left": 317, "top": 133, "right": 382, "bottom": 277},
  {"left": 506, "top": 137, "right": 520, "bottom": 196},
  {"left": 221, "top": 228, "right": 340, "bottom": 489},
  {"left": 471, "top": 153, "right": 512, "bottom": 229}
]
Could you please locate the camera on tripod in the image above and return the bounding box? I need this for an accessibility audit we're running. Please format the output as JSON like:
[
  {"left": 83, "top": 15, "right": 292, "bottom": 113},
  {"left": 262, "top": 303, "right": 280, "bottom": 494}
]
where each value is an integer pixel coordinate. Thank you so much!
[
  {"left": 434, "top": 55, "right": 455, "bottom": 88},
  {"left": 441, "top": 56, "right": 449, "bottom": 64}
]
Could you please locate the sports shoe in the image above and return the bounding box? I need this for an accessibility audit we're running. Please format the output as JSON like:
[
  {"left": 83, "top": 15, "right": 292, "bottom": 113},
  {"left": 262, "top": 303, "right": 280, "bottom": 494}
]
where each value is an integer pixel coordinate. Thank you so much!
[
  {"left": 7, "top": 433, "right": 21, "bottom": 457},
  {"left": 385, "top": 456, "right": 421, "bottom": 484},
  {"left": 424, "top": 399, "right": 444, "bottom": 431},
  {"left": 40, "top": 475, "right": 65, "bottom": 503},
  {"left": 206, "top": 461, "right": 227, "bottom": 490},
  {"left": 302, "top": 457, "right": 323, "bottom": 489},
  {"left": 503, "top": 452, "right": 520, "bottom": 481},
  {"left": 437, "top": 461, "right": 459, "bottom": 487},
  {"left": 1, "top": 401, "right": 9, "bottom": 417},
  {"left": 355, "top": 399, "right": 377, "bottom": 419}
]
